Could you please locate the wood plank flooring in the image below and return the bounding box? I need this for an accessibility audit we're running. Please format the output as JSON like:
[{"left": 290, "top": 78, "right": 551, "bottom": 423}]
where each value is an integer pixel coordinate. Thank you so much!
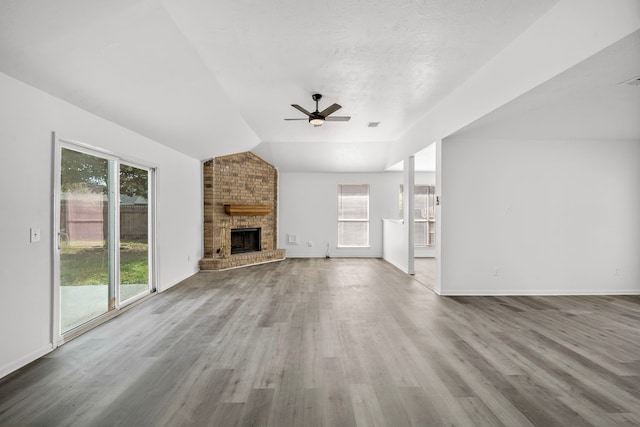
[
  {"left": 413, "top": 258, "right": 436, "bottom": 291},
  {"left": 1, "top": 258, "right": 639, "bottom": 426}
]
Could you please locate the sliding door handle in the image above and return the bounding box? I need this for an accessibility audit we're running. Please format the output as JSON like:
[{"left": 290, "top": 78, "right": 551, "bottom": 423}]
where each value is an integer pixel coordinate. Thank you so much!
[{"left": 57, "top": 231, "right": 69, "bottom": 249}]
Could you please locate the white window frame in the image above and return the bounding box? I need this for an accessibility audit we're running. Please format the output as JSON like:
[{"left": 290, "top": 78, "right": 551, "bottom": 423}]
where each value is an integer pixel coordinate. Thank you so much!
[{"left": 337, "top": 184, "right": 370, "bottom": 248}]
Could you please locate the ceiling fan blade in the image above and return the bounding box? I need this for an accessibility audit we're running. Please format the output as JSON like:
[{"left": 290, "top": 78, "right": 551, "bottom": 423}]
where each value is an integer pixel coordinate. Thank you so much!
[
  {"left": 324, "top": 116, "right": 351, "bottom": 121},
  {"left": 319, "top": 103, "right": 341, "bottom": 117},
  {"left": 291, "top": 104, "right": 312, "bottom": 116},
  {"left": 284, "top": 118, "right": 309, "bottom": 121}
]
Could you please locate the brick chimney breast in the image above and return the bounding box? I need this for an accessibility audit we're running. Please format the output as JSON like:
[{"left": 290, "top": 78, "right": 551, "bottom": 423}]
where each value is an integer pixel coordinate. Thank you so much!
[{"left": 200, "top": 152, "right": 285, "bottom": 270}]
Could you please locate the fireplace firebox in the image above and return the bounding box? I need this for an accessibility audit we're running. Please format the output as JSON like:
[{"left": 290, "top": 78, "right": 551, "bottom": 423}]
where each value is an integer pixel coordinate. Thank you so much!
[{"left": 230, "top": 228, "right": 261, "bottom": 254}]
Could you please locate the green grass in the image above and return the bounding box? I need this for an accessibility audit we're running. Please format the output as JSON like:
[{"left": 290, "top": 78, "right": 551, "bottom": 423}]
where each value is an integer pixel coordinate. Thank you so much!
[{"left": 61, "top": 240, "right": 148, "bottom": 286}]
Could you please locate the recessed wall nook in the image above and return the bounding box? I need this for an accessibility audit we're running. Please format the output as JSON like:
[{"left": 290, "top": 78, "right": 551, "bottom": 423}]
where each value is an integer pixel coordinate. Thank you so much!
[{"left": 199, "top": 152, "right": 285, "bottom": 270}]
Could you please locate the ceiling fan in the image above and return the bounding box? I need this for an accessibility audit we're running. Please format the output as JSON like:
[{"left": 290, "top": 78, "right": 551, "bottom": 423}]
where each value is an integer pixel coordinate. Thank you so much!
[{"left": 285, "top": 93, "right": 351, "bottom": 126}]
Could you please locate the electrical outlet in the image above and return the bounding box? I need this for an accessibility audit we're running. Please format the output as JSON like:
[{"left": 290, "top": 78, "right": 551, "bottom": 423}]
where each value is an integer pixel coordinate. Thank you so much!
[
  {"left": 307, "top": 241, "right": 313, "bottom": 247},
  {"left": 493, "top": 268, "right": 499, "bottom": 277},
  {"left": 30, "top": 228, "right": 41, "bottom": 243}
]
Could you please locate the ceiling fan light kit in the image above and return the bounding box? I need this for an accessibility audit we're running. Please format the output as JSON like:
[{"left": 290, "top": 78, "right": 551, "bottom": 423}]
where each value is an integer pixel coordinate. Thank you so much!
[{"left": 285, "top": 93, "right": 351, "bottom": 127}]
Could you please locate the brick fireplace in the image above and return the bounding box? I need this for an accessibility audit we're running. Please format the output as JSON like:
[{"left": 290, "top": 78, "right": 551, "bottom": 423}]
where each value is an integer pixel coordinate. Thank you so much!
[{"left": 199, "top": 152, "right": 285, "bottom": 270}]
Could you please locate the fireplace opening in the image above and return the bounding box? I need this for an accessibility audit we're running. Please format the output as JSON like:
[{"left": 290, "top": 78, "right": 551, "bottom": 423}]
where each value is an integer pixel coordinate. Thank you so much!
[{"left": 230, "top": 228, "right": 261, "bottom": 254}]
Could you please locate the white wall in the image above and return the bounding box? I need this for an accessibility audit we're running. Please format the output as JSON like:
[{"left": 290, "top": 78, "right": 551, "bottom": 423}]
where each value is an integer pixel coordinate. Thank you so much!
[
  {"left": 415, "top": 172, "right": 435, "bottom": 187},
  {"left": 279, "top": 171, "right": 436, "bottom": 258},
  {"left": 0, "top": 72, "right": 202, "bottom": 378},
  {"left": 440, "top": 137, "right": 640, "bottom": 295},
  {"left": 382, "top": 219, "right": 408, "bottom": 272},
  {"left": 279, "top": 172, "right": 403, "bottom": 257}
]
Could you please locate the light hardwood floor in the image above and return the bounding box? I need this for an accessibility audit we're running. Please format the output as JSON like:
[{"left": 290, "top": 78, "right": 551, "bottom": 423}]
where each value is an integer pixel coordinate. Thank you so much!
[
  {"left": 1, "top": 258, "right": 639, "bottom": 426},
  {"left": 413, "top": 258, "right": 436, "bottom": 292}
]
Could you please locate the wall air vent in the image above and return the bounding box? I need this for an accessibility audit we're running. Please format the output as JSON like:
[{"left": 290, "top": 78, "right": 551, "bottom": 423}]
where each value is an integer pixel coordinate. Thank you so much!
[
  {"left": 368, "top": 122, "right": 380, "bottom": 127},
  {"left": 619, "top": 74, "right": 640, "bottom": 86}
]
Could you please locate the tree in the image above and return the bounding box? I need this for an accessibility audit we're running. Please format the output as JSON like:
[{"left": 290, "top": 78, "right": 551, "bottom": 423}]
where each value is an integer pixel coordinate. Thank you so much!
[
  {"left": 61, "top": 148, "right": 108, "bottom": 194},
  {"left": 61, "top": 148, "right": 148, "bottom": 198},
  {"left": 120, "top": 165, "right": 148, "bottom": 199}
]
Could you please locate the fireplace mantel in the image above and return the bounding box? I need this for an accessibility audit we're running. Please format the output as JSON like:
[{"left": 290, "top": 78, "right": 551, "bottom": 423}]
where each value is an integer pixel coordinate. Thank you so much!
[{"left": 223, "top": 204, "right": 271, "bottom": 216}]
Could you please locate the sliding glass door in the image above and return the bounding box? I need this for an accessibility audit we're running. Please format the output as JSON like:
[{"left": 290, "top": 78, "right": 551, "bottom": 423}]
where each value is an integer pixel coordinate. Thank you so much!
[
  {"left": 56, "top": 143, "right": 154, "bottom": 336},
  {"left": 119, "top": 163, "right": 151, "bottom": 303},
  {"left": 59, "top": 148, "right": 114, "bottom": 333}
]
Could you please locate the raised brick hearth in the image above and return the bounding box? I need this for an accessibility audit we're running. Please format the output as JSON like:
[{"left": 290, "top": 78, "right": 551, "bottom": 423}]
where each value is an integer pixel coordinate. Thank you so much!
[{"left": 199, "top": 152, "right": 285, "bottom": 271}]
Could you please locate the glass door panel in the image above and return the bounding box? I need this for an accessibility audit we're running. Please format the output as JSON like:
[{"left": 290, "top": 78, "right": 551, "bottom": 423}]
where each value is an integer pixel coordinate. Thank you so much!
[
  {"left": 59, "top": 148, "right": 114, "bottom": 333},
  {"left": 119, "top": 164, "right": 150, "bottom": 302}
]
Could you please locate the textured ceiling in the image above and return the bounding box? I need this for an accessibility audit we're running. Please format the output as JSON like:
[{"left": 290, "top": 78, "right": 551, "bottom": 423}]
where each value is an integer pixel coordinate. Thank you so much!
[
  {"left": 165, "top": 0, "right": 558, "bottom": 145},
  {"left": 2, "top": 1, "right": 637, "bottom": 172},
  {"left": 450, "top": 30, "right": 640, "bottom": 142},
  {"left": 0, "top": 0, "right": 260, "bottom": 159},
  {"left": 0, "top": 0, "right": 559, "bottom": 165}
]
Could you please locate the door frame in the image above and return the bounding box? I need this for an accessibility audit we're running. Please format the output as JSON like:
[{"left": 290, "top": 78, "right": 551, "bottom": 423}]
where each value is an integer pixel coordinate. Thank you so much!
[
  {"left": 51, "top": 133, "right": 157, "bottom": 347},
  {"left": 118, "top": 158, "right": 157, "bottom": 306}
]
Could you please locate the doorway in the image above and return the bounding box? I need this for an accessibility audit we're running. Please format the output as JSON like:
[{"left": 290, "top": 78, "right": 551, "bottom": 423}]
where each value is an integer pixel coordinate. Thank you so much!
[
  {"left": 411, "top": 143, "right": 438, "bottom": 292},
  {"left": 54, "top": 139, "right": 155, "bottom": 338}
]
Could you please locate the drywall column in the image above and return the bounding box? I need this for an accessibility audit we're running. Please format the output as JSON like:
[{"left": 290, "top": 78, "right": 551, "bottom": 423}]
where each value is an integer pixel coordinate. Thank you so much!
[
  {"left": 434, "top": 140, "right": 443, "bottom": 294},
  {"left": 404, "top": 155, "right": 415, "bottom": 274}
]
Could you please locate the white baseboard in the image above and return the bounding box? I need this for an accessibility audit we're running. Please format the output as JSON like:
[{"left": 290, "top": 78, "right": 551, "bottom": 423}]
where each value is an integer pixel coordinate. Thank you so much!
[
  {"left": 0, "top": 343, "right": 54, "bottom": 380},
  {"left": 158, "top": 271, "right": 199, "bottom": 293},
  {"left": 286, "top": 254, "right": 381, "bottom": 258},
  {"left": 383, "top": 257, "right": 409, "bottom": 274},
  {"left": 440, "top": 289, "right": 640, "bottom": 296}
]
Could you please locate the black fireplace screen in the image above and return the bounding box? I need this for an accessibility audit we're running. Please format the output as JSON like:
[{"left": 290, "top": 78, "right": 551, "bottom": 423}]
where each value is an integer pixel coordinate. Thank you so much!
[{"left": 230, "top": 228, "right": 261, "bottom": 254}]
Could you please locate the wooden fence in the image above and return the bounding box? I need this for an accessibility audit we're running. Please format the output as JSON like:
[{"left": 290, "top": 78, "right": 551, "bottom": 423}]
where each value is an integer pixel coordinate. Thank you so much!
[{"left": 61, "top": 200, "right": 148, "bottom": 243}]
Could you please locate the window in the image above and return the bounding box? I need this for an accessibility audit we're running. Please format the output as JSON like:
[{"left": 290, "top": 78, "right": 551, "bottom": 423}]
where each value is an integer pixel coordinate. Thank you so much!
[
  {"left": 400, "top": 185, "right": 436, "bottom": 246},
  {"left": 338, "top": 184, "right": 369, "bottom": 247},
  {"left": 415, "top": 185, "right": 436, "bottom": 246}
]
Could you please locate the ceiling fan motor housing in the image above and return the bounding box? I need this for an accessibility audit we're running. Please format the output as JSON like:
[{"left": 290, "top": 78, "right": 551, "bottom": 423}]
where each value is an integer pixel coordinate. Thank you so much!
[{"left": 309, "top": 112, "right": 324, "bottom": 125}]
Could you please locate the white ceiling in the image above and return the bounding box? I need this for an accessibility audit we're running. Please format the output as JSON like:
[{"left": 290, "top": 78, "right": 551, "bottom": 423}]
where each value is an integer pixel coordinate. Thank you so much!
[
  {"left": 2, "top": 1, "right": 636, "bottom": 172},
  {"left": 450, "top": 30, "right": 640, "bottom": 142},
  {"left": 164, "top": 0, "right": 555, "bottom": 143},
  {"left": 386, "top": 144, "right": 436, "bottom": 172}
]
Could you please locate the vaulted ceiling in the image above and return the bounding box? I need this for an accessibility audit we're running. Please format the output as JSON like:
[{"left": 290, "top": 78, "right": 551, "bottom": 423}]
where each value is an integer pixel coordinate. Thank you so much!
[
  {"left": 0, "top": 1, "right": 637, "bottom": 171},
  {"left": 450, "top": 30, "right": 640, "bottom": 143}
]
